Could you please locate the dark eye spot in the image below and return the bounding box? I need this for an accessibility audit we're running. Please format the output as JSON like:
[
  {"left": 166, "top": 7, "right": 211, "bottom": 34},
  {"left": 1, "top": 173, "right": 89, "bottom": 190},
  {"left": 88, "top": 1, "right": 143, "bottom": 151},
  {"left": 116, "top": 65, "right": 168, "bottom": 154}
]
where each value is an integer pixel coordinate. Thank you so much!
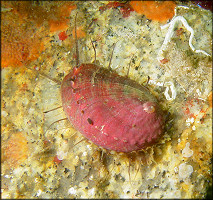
[
  {"left": 67, "top": 76, "right": 76, "bottom": 82},
  {"left": 87, "top": 118, "right": 93, "bottom": 125}
]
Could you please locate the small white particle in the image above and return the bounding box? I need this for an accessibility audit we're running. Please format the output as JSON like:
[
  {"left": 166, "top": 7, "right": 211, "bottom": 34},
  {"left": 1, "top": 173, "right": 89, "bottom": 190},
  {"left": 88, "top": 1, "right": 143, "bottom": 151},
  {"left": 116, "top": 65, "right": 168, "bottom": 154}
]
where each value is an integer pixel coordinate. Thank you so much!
[
  {"left": 82, "top": 151, "right": 87, "bottom": 156},
  {"left": 182, "top": 142, "right": 193, "bottom": 158},
  {"left": 186, "top": 118, "right": 191, "bottom": 123},
  {"left": 100, "top": 125, "right": 105, "bottom": 131},
  {"left": 2, "top": 111, "right": 8, "bottom": 117},
  {"left": 186, "top": 117, "right": 195, "bottom": 126},
  {"left": 36, "top": 189, "right": 42, "bottom": 197},
  {"left": 164, "top": 81, "right": 176, "bottom": 101},
  {"left": 103, "top": 132, "right": 109, "bottom": 136},
  {"left": 57, "top": 150, "right": 67, "bottom": 160},
  {"left": 89, "top": 188, "right": 95, "bottom": 196},
  {"left": 179, "top": 163, "right": 193, "bottom": 179},
  {"left": 190, "top": 117, "right": 194, "bottom": 123},
  {"left": 86, "top": 145, "right": 91, "bottom": 149},
  {"left": 156, "top": 82, "right": 164, "bottom": 87},
  {"left": 176, "top": 5, "right": 190, "bottom": 10},
  {"left": 4, "top": 175, "right": 10, "bottom": 178},
  {"left": 192, "top": 125, "right": 196, "bottom": 130},
  {"left": 29, "top": 108, "right": 35, "bottom": 114},
  {"left": 196, "top": 89, "right": 201, "bottom": 96},
  {"left": 148, "top": 80, "right": 164, "bottom": 86},
  {"left": 174, "top": 167, "right": 178, "bottom": 173},
  {"left": 68, "top": 187, "right": 76, "bottom": 195},
  {"left": 186, "top": 123, "right": 191, "bottom": 127}
]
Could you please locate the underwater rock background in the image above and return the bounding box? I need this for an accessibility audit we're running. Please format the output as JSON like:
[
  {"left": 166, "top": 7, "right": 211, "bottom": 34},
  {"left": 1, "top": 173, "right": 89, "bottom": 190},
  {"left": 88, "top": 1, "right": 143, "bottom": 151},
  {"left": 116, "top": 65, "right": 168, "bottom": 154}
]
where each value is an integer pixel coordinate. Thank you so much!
[{"left": 1, "top": 1, "right": 212, "bottom": 198}]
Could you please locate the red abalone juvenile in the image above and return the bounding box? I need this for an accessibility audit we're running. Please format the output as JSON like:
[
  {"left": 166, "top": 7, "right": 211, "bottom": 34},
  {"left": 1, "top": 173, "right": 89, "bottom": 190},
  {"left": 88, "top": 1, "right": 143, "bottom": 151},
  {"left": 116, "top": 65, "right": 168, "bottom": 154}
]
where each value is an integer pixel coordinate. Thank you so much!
[{"left": 61, "top": 63, "right": 165, "bottom": 152}]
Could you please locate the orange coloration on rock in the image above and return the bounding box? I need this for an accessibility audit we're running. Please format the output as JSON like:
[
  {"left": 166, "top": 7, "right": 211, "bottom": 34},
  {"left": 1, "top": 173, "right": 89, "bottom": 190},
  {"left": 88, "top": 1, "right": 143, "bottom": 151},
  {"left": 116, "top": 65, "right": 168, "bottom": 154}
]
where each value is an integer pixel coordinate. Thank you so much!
[
  {"left": 2, "top": 1, "right": 76, "bottom": 32},
  {"left": 208, "top": 91, "right": 212, "bottom": 108},
  {"left": 1, "top": 20, "right": 45, "bottom": 68},
  {"left": 1, "top": 1, "right": 76, "bottom": 68},
  {"left": 130, "top": 1, "right": 176, "bottom": 23},
  {"left": 72, "top": 26, "right": 86, "bottom": 39},
  {"left": 99, "top": 1, "right": 134, "bottom": 18},
  {"left": 182, "top": 97, "right": 210, "bottom": 120},
  {"left": 53, "top": 155, "right": 63, "bottom": 164},
  {"left": 49, "top": 3, "right": 76, "bottom": 32},
  {"left": 59, "top": 2, "right": 77, "bottom": 19},
  {"left": 1, "top": 3, "right": 47, "bottom": 68},
  {"left": 1, "top": 2, "right": 46, "bottom": 68},
  {"left": 19, "top": 83, "right": 29, "bottom": 92},
  {"left": 176, "top": 28, "right": 184, "bottom": 36},
  {"left": 49, "top": 19, "right": 69, "bottom": 33},
  {"left": 4, "top": 132, "right": 29, "bottom": 168},
  {"left": 160, "top": 58, "right": 169, "bottom": 64},
  {"left": 58, "top": 31, "right": 68, "bottom": 41}
]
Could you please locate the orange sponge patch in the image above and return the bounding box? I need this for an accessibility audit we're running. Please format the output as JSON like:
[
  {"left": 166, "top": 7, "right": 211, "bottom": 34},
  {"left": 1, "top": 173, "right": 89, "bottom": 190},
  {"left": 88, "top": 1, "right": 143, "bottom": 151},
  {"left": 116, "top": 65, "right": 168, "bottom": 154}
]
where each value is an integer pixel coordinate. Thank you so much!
[
  {"left": 1, "top": 1, "right": 76, "bottom": 68},
  {"left": 49, "top": 3, "right": 76, "bottom": 32},
  {"left": 3, "top": 132, "right": 29, "bottom": 169},
  {"left": 1, "top": 12, "right": 45, "bottom": 68},
  {"left": 130, "top": 1, "right": 176, "bottom": 23},
  {"left": 72, "top": 26, "right": 86, "bottom": 39}
]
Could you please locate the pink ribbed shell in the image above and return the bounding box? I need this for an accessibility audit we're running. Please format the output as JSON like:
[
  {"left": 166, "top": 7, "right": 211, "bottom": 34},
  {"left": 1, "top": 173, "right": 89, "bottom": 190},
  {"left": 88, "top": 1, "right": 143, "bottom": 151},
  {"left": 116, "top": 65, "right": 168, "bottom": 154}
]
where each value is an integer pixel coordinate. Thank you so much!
[{"left": 61, "top": 63, "right": 165, "bottom": 152}]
